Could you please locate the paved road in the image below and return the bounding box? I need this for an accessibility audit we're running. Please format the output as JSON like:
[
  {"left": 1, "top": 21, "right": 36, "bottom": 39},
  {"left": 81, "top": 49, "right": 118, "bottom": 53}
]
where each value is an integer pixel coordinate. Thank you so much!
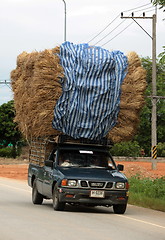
[{"left": 0, "top": 177, "right": 165, "bottom": 240}]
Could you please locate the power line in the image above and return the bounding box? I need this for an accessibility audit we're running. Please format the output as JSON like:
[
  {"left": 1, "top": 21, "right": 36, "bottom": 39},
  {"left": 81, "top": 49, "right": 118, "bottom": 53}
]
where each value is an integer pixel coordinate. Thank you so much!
[
  {"left": 145, "top": 8, "right": 157, "bottom": 13},
  {"left": 87, "top": 3, "right": 153, "bottom": 45},
  {"left": 94, "top": 7, "right": 155, "bottom": 46},
  {"left": 133, "top": 5, "right": 155, "bottom": 13},
  {"left": 101, "top": 21, "right": 134, "bottom": 47},
  {"left": 100, "top": 8, "right": 155, "bottom": 47},
  {"left": 87, "top": 14, "right": 120, "bottom": 43},
  {"left": 123, "top": 3, "right": 152, "bottom": 13},
  {"left": 94, "top": 7, "right": 155, "bottom": 47},
  {"left": 93, "top": 16, "right": 129, "bottom": 46}
]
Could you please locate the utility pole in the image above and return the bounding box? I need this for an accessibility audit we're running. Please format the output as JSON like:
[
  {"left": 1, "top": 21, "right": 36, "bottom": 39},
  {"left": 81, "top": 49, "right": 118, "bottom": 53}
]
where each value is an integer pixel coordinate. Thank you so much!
[
  {"left": 61, "top": 0, "right": 66, "bottom": 42},
  {"left": 121, "top": 13, "right": 157, "bottom": 169},
  {"left": 0, "top": 80, "right": 11, "bottom": 84},
  {"left": 151, "top": 14, "right": 157, "bottom": 169},
  {"left": 0, "top": 80, "right": 11, "bottom": 89}
]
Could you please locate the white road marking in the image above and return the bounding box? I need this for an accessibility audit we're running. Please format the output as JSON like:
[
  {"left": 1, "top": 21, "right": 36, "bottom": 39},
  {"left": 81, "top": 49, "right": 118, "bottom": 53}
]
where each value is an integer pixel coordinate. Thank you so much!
[
  {"left": 0, "top": 183, "right": 31, "bottom": 193},
  {"left": 118, "top": 214, "right": 165, "bottom": 229},
  {"left": 0, "top": 181, "right": 165, "bottom": 231}
]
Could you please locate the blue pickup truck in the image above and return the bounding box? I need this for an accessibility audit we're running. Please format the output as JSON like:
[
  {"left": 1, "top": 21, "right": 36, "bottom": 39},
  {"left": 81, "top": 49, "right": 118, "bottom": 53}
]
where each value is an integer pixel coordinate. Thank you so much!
[{"left": 28, "top": 136, "right": 129, "bottom": 214}]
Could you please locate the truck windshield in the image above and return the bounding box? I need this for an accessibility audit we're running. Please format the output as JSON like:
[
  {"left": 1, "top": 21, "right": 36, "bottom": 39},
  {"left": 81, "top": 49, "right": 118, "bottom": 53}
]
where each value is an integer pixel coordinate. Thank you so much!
[{"left": 58, "top": 149, "right": 115, "bottom": 169}]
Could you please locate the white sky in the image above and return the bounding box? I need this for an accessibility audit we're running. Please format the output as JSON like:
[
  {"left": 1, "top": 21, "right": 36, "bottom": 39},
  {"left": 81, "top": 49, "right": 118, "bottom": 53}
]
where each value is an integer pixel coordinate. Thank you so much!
[{"left": 0, "top": 0, "right": 164, "bottom": 105}]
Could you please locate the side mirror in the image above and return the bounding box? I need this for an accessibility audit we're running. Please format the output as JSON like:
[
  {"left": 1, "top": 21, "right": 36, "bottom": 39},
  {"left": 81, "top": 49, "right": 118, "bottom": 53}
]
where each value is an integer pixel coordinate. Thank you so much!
[
  {"left": 45, "top": 160, "right": 53, "bottom": 168},
  {"left": 117, "top": 164, "right": 124, "bottom": 171}
]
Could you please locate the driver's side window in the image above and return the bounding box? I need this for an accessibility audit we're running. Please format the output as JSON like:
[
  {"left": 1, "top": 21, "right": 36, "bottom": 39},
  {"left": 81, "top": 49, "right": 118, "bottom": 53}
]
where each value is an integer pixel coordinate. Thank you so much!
[{"left": 48, "top": 149, "right": 57, "bottom": 162}]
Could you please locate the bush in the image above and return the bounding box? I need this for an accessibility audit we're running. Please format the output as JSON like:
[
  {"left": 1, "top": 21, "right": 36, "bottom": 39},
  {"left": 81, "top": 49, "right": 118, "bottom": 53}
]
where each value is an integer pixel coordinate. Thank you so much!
[
  {"left": 157, "top": 142, "right": 165, "bottom": 157},
  {"left": 128, "top": 175, "right": 165, "bottom": 211},
  {"left": 0, "top": 147, "right": 13, "bottom": 158},
  {"left": 129, "top": 175, "right": 165, "bottom": 199},
  {"left": 0, "top": 147, "right": 20, "bottom": 158},
  {"left": 110, "top": 141, "right": 141, "bottom": 157}
]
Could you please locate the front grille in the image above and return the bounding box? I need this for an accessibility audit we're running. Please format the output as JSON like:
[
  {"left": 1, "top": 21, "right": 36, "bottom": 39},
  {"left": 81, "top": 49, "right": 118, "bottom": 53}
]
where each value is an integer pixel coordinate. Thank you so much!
[
  {"left": 89, "top": 182, "right": 105, "bottom": 188},
  {"left": 81, "top": 181, "right": 88, "bottom": 187},
  {"left": 106, "top": 182, "right": 113, "bottom": 188},
  {"left": 80, "top": 180, "right": 114, "bottom": 189}
]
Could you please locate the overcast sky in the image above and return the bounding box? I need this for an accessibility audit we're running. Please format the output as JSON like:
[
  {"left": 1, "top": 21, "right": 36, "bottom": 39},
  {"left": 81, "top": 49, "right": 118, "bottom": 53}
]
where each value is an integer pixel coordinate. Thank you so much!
[{"left": 0, "top": 0, "right": 164, "bottom": 105}]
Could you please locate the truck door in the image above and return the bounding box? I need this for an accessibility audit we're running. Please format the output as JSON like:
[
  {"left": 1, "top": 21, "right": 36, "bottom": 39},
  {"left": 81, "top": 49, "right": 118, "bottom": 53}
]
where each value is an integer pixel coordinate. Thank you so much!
[
  {"left": 42, "top": 165, "right": 53, "bottom": 198},
  {"left": 36, "top": 166, "right": 45, "bottom": 194},
  {"left": 42, "top": 149, "right": 57, "bottom": 198}
]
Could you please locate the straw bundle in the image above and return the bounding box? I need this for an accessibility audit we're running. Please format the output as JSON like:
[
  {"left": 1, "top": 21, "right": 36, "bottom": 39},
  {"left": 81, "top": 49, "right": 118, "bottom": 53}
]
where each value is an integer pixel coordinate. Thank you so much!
[
  {"left": 107, "top": 52, "right": 147, "bottom": 142},
  {"left": 11, "top": 48, "right": 146, "bottom": 143},
  {"left": 11, "top": 47, "right": 64, "bottom": 139}
]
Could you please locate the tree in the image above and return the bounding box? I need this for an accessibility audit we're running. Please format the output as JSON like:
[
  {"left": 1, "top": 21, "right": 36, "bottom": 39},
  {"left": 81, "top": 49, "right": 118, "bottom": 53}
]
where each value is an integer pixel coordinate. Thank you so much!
[
  {"left": 134, "top": 52, "right": 165, "bottom": 156},
  {"left": 151, "top": 0, "right": 165, "bottom": 20},
  {"left": 151, "top": 0, "right": 165, "bottom": 11},
  {"left": 158, "top": 46, "right": 165, "bottom": 64},
  {"left": 110, "top": 141, "right": 141, "bottom": 157},
  {"left": 0, "top": 100, "right": 22, "bottom": 158}
]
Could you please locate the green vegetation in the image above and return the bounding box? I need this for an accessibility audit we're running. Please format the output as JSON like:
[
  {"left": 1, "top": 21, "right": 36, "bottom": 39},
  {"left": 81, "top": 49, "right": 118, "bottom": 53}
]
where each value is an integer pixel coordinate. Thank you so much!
[
  {"left": 0, "top": 100, "right": 23, "bottom": 158},
  {"left": 134, "top": 53, "right": 165, "bottom": 157},
  {"left": 0, "top": 147, "right": 19, "bottom": 158},
  {"left": 151, "top": 0, "right": 165, "bottom": 12},
  {"left": 111, "top": 50, "right": 165, "bottom": 157},
  {"left": 157, "top": 142, "right": 165, "bottom": 157},
  {"left": 128, "top": 175, "right": 165, "bottom": 212},
  {"left": 110, "top": 141, "right": 141, "bottom": 157}
]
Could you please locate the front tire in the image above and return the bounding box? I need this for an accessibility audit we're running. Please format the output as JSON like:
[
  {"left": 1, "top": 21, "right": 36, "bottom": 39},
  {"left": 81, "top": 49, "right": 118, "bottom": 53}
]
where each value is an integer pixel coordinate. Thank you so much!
[
  {"left": 53, "top": 186, "right": 65, "bottom": 211},
  {"left": 113, "top": 204, "right": 127, "bottom": 214},
  {"left": 32, "top": 179, "right": 43, "bottom": 205}
]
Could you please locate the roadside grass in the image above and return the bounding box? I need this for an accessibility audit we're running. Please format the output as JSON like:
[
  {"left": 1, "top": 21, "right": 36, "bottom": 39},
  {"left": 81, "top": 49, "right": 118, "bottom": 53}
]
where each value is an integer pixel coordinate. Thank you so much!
[{"left": 128, "top": 175, "right": 165, "bottom": 212}]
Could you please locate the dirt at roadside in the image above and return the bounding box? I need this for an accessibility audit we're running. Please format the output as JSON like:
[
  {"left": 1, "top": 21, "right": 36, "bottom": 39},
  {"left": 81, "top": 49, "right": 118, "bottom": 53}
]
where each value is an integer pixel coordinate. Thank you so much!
[
  {"left": 0, "top": 157, "right": 165, "bottom": 181},
  {"left": 0, "top": 164, "right": 28, "bottom": 180},
  {"left": 0, "top": 148, "right": 29, "bottom": 180},
  {"left": 117, "top": 161, "right": 165, "bottom": 179}
]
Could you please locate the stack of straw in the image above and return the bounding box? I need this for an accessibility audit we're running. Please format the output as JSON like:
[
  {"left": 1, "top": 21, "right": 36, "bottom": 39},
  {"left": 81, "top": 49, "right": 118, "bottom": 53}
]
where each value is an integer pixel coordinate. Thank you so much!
[
  {"left": 11, "top": 47, "right": 64, "bottom": 140},
  {"left": 108, "top": 52, "right": 147, "bottom": 142},
  {"left": 11, "top": 48, "right": 146, "bottom": 143}
]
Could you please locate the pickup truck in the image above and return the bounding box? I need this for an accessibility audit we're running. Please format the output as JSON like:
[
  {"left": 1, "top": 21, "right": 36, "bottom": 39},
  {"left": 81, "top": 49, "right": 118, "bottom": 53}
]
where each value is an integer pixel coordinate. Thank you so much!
[{"left": 28, "top": 136, "right": 129, "bottom": 214}]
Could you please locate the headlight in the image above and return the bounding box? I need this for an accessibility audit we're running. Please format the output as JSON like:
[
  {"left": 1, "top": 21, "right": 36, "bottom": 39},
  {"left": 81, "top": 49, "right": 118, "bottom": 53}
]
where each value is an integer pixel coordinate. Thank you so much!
[
  {"left": 115, "top": 182, "right": 125, "bottom": 189},
  {"left": 61, "top": 179, "right": 77, "bottom": 187},
  {"left": 67, "top": 180, "right": 77, "bottom": 187}
]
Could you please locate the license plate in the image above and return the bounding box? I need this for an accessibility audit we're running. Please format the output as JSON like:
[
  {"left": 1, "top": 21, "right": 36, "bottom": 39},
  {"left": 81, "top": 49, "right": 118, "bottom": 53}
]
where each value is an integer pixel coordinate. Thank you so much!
[{"left": 90, "top": 190, "right": 105, "bottom": 198}]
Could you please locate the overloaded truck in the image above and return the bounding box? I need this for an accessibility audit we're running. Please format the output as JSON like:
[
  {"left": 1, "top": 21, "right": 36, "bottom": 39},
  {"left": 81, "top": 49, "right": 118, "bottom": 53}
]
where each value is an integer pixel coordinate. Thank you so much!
[
  {"left": 11, "top": 42, "right": 146, "bottom": 214},
  {"left": 28, "top": 135, "right": 129, "bottom": 214}
]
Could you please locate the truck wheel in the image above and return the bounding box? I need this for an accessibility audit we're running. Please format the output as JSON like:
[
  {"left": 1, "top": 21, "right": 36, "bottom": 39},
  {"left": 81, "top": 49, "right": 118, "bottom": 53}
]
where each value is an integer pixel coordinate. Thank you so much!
[
  {"left": 53, "top": 186, "right": 65, "bottom": 211},
  {"left": 32, "top": 179, "right": 43, "bottom": 205},
  {"left": 113, "top": 204, "right": 127, "bottom": 214}
]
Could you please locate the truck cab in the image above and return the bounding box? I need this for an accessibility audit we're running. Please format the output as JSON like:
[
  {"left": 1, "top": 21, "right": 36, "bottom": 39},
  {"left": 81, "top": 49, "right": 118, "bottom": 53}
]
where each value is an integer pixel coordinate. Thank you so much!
[{"left": 28, "top": 136, "right": 129, "bottom": 214}]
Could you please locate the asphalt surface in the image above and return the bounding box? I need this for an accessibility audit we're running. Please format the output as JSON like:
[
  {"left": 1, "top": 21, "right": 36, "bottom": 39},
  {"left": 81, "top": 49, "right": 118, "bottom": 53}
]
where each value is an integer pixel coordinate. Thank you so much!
[{"left": 0, "top": 177, "right": 165, "bottom": 240}]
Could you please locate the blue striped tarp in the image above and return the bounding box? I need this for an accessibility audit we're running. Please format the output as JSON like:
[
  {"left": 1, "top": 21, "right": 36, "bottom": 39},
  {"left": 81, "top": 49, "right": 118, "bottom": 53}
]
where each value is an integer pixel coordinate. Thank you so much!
[{"left": 52, "top": 42, "right": 128, "bottom": 140}]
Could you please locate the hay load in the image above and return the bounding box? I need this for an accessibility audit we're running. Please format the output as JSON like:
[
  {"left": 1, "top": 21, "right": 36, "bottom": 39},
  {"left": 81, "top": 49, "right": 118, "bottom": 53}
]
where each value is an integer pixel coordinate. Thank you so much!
[
  {"left": 108, "top": 51, "right": 147, "bottom": 142},
  {"left": 11, "top": 42, "right": 146, "bottom": 143},
  {"left": 11, "top": 47, "right": 64, "bottom": 139}
]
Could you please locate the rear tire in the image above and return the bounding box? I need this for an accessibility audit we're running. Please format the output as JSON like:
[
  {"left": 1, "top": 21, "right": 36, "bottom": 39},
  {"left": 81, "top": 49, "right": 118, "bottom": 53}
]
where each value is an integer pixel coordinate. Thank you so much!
[
  {"left": 113, "top": 204, "right": 127, "bottom": 214},
  {"left": 53, "top": 186, "right": 65, "bottom": 211},
  {"left": 32, "top": 179, "right": 43, "bottom": 205}
]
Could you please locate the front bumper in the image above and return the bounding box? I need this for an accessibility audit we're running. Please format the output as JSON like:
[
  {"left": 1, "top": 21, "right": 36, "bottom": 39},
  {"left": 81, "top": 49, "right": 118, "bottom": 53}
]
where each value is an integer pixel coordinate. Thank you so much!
[{"left": 58, "top": 187, "right": 128, "bottom": 206}]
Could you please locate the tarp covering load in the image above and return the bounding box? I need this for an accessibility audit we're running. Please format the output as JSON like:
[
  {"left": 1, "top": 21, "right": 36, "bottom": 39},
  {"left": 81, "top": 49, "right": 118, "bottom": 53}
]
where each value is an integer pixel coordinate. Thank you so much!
[
  {"left": 52, "top": 42, "right": 128, "bottom": 139},
  {"left": 11, "top": 42, "right": 146, "bottom": 142}
]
